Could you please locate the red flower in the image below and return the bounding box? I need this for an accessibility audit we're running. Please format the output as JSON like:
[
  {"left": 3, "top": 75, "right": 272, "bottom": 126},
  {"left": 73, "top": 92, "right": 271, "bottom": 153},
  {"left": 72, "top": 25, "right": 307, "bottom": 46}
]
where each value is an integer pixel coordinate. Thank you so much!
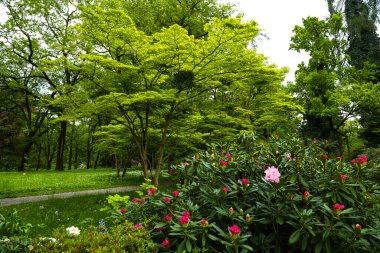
[
  {"left": 161, "top": 240, "right": 169, "bottom": 247},
  {"left": 168, "top": 169, "right": 175, "bottom": 174},
  {"left": 357, "top": 155, "right": 367, "bottom": 164},
  {"left": 147, "top": 188, "right": 156, "bottom": 195},
  {"left": 323, "top": 154, "right": 328, "bottom": 160},
  {"left": 132, "top": 197, "right": 138, "bottom": 203},
  {"left": 183, "top": 211, "right": 190, "bottom": 217},
  {"left": 228, "top": 225, "right": 241, "bottom": 235},
  {"left": 241, "top": 178, "right": 249, "bottom": 185},
  {"left": 120, "top": 208, "right": 126, "bottom": 214},
  {"left": 333, "top": 203, "right": 345, "bottom": 211},
  {"left": 164, "top": 214, "right": 172, "bottom": 222},
  {"left": 351, "top": 159, "right": 357, "bottom": 166},
  {"left": 163, "top": 196, "right": 170, "bottom": 203},
  {"left": 303, "top": 191, "right": 309, "bottom": 200},
  {"left": 220, "top": 160, "right": 228, "bottom": 166},
  {"left": 226, "top": 153, "right": 231, "bottom": 159},
  {"left": 179, "top": 215, "right": 190, "bottom": 225},
  {"left": 134, "top": 223, "right": 141, "bottom": 229},
  {"left": 222, "top": 187, "right": 228, "bottom": 193},
  {"left": 201, "top": 218, "right": 206, "bottom": 225},
  {"left": 337, "top": 156, "right": 343, "bottom": 161},
  {"left": 340, "top": 174, "right": 346, "bottom": 183},
  {"left": 172, "top": 191, "right": 179, "bottom": 197},
  {"left": 140, "top": 199, "right": 145, "bottom": 204},
  {"left": 355, "top": 224, "right": 362, "bottom": 230},
  {"left": 156, "top": 227, "right": 165, "bottom": 232},
  {"left": 312, "top": 138, "right": 318, "bottom": 142}
]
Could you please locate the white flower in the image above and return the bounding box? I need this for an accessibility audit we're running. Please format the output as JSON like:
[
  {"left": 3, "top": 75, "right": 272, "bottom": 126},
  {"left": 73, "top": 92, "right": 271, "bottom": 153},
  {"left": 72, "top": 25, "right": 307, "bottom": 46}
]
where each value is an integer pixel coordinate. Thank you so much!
[
  {"left": 28, "top": 245, "right": 34, "bottom": 251},
  {"left": 66, "top": 226, "right": 80, "bottom": 236}
]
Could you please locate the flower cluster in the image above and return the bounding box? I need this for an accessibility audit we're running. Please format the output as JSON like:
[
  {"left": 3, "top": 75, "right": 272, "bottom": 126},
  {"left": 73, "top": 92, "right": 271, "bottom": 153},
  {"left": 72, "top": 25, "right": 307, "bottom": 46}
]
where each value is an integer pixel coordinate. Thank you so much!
[
  {"left": 333, "top": 203, "right": 345, "bottom": 211},
  {"left": 66, "top": 226, "right": 80, "bottom": 236},
  {"left": 147, "top": 188, "right": 156, "bottom": 195},
  {"left": 264, "top": 166, "right": 281, "bottom": 183}
]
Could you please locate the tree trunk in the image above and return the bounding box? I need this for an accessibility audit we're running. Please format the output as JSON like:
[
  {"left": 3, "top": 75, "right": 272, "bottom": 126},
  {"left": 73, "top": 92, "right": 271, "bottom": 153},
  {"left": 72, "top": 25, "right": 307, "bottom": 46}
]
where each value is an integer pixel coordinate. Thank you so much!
[
  {"left": 36, "top": 143, "right": 42, "bottom": 170},
  {"left": 74, "top": 141, "right": 78, "bottom": 169},
  {"left": 18, "top": 141, "right": 33, "bottom": 172},
  {"left": 56, "top": 121, "right": 67, "bottom": 171},
  {"left": 86, "top": 127, "right": 92, "bottom": 169},
  {"left": 94, "top": 152, "right": 99, "bottom": 169},
  {"left": 68, "top": 122, "right": 74, "bottom": 170}
]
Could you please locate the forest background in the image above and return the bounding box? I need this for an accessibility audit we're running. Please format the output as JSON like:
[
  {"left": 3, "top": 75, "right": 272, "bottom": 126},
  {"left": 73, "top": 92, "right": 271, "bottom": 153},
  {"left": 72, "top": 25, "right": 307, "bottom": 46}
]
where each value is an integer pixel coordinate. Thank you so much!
[{"left": 0, "top": 0, "right": 379, "bottom": 186}]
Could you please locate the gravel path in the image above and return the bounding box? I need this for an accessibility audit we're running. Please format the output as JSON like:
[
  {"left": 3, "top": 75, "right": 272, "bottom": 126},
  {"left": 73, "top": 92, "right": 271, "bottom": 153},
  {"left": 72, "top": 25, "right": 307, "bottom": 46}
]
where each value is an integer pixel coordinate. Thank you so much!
[{"left": 0, "top": 186, "right": 142, "bottom": 207}]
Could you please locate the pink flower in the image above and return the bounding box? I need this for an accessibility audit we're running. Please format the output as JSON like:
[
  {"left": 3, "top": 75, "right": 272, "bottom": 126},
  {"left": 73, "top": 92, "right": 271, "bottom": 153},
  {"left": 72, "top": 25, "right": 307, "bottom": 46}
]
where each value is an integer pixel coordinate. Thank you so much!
[
  {"left": 323, "top": 154, "right": 328, "bottom": 160},
  {"left": 179, "top": 215, "right": 190, "bottom": 225},
  {"left": 228, "top": 225, "right": 241, "bottom": 235},
  {"left": 164, "top": 214, "right": 172, "bottom": 222},
  {"left": 161, "top": 240, "right": 169, "bottom": 247},
  {"left": 303, "top": 191, "right": 309, "bottom": 200},
  {"left": 337, "top": 156, "right": 343, "bottom": 161},
  {"left": 132, "top": 197, "right": 138, "bottom": 203},
  {"left": 147, "top": 188, "right": 156, "bottom": 195},
  {"left": 264, "top": 166, "right": 281, "bottom": 183},
  {"left": 134, "top": 223, "right": 141, "bottom": 229},
  {"left": 172, "top": 191, "right": 179, "bottom": 197},
  {"left": 226, "top": 153, "right": 231, "bottom": 159},
  {"left": 163, "top": 196, "right": 170, "bottom": 203},
  {"left": 351, "top": 159, "right": 357, "bottom": 166},
  {"left": 333, "top": 203, "right": 345, "bottom": 211},
  {"left": 340, "top": 174, "right": 346, "bottom": 183},
  {"left": 220, "top": 160, "right": 228, "bottom": 166},
  {"left": 140, "top": 199, "right": 145, "bottom": 204},
  {"left": 355, "top": 224, "right": 362, "bottom": 230},
  {"left": 120, "top": 208, "right": 126, "bottom": 214},
  {"left": 222, "top": 187, "right": 228, "bottom": 193},
  {"left": 241, "top": 178, "right": 249, "bottom": 185},
  {"left": 183, "top": 211, "right": 190, "bottom": 217},
  {"left": 357, "top": 155, "right": 367, "bottom": 164}
]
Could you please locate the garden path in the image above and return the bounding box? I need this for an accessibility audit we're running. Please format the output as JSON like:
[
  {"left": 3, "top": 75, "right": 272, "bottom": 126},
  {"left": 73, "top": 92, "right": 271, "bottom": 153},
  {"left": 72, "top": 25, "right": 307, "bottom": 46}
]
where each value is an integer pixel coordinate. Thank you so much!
[{"left": 0, "top": 186, "right": 142, "bottom": 207}]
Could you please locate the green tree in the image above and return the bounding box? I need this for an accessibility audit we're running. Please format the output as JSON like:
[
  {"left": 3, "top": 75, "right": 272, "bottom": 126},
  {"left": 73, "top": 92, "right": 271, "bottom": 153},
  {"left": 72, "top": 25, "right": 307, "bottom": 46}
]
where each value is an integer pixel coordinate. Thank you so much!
[
  {"left": 289, "top": 14, "right": 356, "bottom": 150},
  {"left": 326, "top": 0, "right": 380, "bottom": 147},
  {"left": 78, "top": 0, "right": 296, "bottom": 185},
  {"left": 0, "top": 0, "right": 86, "bottom": 170}
]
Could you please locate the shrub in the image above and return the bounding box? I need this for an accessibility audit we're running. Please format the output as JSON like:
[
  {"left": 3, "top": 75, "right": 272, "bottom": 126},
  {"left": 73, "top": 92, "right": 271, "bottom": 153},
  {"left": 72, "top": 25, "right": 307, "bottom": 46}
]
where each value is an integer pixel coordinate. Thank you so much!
[
  {"left": 106, "top": 133, "right": 380, "bottom": 252},
  {"left": 35, "top": 220, "right": 157, "bottom": 253},
  {"left": 0, "top": 211, "right": 35, "bottom": 253}
]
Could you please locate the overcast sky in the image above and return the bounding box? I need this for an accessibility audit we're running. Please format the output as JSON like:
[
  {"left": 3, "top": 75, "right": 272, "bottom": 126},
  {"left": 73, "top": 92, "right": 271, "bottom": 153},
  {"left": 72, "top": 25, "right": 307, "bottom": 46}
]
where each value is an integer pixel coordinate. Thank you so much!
[{"left": 222, "top": 0, "right": 330, "bottom": 82}]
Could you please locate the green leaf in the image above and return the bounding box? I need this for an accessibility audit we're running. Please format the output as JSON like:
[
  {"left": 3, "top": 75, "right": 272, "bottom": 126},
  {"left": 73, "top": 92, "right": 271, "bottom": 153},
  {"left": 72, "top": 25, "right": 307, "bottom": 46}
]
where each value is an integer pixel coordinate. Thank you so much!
[
  {"left": 289, "top": 228, "right": 302, "bottom": 244},
  {"left": 298, "top": 175, "right": 309, "bottom": 187},
  {"left": 301, "top": 236, "right": 307, "bottom": 251},
  {"left": 186, "top": 239, "right": 192, "bottom": 252},
  {"left": 315, "top": 240, "right": 323, "bottom": 253}
]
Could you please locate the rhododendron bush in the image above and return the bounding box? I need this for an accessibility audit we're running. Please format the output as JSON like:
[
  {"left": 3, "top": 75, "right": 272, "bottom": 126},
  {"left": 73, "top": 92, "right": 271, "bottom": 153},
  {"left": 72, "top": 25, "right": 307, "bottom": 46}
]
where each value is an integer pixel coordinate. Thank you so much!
[{"left": 105, "top": 133, "right": 380, "bottom": 252}]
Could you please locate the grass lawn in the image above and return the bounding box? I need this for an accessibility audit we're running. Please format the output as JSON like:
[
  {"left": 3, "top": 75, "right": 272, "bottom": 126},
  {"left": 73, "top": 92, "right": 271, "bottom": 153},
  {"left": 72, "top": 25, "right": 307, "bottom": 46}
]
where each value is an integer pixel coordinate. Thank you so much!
[
  {"left": 0, "top": 184, "right": 177, "bottom": 238},
  {"left": 0, "top": 168, "right": 171, "bottom": 198},
  {"left": 0, "top": 192, "right": 135, "bottom": 238}
]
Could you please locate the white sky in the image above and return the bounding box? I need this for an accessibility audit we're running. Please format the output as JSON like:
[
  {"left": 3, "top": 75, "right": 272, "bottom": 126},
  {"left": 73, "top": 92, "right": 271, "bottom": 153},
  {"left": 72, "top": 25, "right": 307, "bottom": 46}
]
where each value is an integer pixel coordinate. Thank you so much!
[{"left": 222, "top": 0, "right": 330, "bottom": 82}]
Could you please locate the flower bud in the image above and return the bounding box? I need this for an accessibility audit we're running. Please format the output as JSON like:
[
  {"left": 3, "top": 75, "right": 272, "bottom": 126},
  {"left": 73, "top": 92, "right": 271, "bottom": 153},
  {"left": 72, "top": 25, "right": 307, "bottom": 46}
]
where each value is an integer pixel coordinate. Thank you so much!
[
  {"left": 303, "top": 191, "right": 309, "bottom": 201},
  {"left": 239, "top": 209, "right": 244, "bottom": 215},
  {"left": 246, "top": 213, "right": 251, "bottom": 222},
  {"left": 355, "top": 224, "right": 362, "bottom": 230},
  {"left": 228, "top": 207, "right": 234, "bottom": 216}
]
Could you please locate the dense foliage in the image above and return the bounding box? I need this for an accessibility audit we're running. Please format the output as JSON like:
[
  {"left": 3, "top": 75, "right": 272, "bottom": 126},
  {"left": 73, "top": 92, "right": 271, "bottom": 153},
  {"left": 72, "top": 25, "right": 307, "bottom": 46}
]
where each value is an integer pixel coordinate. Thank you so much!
[{"left": 95, "top": 133, "right": 380, "bottom": 252}]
